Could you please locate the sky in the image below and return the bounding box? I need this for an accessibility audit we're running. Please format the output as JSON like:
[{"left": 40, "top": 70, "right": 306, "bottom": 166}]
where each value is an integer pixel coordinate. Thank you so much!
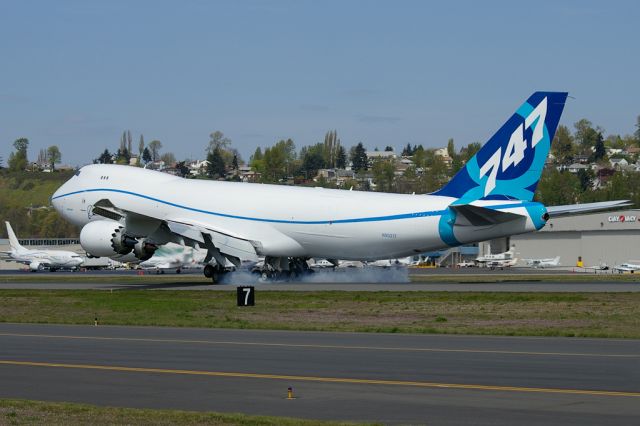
[{"left": 1, "top": 0, "right": 639, "bottom": 166}]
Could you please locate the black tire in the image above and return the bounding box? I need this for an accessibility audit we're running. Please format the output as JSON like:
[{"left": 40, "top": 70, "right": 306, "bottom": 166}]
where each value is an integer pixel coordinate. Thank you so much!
[{"left": 203, "top": 264, "right": 214, "bottom": 278}]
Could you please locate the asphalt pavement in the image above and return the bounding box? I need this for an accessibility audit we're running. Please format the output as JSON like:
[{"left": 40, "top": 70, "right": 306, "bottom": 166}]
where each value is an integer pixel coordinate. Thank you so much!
[{"left": 0, "top": 323, "right": 638, "bottom": 425}]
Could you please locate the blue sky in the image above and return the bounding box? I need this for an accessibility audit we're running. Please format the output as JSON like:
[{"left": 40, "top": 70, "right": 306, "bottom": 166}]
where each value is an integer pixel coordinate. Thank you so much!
[{"left": 1, "top": 0, "right": 638, "bottom": 166}]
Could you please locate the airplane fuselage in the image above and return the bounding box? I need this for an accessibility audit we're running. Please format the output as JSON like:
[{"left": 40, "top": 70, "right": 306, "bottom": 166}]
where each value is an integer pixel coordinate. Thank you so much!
[{"left": 52, "top": 165, "right": 546, "bottom": 261}]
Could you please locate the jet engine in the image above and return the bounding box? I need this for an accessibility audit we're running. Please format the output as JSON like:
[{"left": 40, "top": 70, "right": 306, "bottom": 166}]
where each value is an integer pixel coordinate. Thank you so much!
[
  {"left": 29, "top": 261, "right": 43, "bottom": 272},
  {"left": 80, "top": 220, "right": 157, "bottom": 260}
]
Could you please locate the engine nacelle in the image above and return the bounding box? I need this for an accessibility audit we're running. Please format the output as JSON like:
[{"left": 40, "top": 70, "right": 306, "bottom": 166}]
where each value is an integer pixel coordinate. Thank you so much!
[
  {"left": 80, "top": 220, "right": 158, "bottom": 260},
  {"left": 133, "top": 239, "right": 157, "bottom": 261},
  {"left": 80, "top": 220, "right": 134, "bottom": 257},
  {"left": 29, "top": 261, "right": 43, "bottom": 271}
]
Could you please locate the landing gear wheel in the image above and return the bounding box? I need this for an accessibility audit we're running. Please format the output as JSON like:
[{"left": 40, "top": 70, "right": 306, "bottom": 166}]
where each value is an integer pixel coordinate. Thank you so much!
[{"left": 203, "top": 264, "right": 215, "bottom": 278}]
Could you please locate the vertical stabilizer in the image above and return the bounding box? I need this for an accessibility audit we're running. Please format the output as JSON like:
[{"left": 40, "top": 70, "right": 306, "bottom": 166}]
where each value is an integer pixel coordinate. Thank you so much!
[
  {"left": 433, "top": 92, "right": 568, "bottom": 201},
  {"left": 5, "top": 222, "right": 25, "bottom": 252}
]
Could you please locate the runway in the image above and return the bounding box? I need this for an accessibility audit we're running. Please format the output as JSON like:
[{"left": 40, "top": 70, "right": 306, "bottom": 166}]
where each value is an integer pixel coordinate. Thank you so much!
[
  {"left": 0, "top": 324, "right": 638, "bottom": 424},
  {"left": 0, "top": 280, "right": 639, "bottom": 292}
]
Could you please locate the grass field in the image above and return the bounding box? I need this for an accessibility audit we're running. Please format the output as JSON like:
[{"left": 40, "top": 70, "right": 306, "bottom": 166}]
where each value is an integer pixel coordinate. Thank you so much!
[
  {"left": 0, "top": 399, "right": 361, "bottom": 426},
  {"left": 1, "top": 289, "right": 639, "bottom": 338}
]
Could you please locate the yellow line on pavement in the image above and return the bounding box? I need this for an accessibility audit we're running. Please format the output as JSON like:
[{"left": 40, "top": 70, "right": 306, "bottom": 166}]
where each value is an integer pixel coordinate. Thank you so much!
[
  {"left": 0, "top": 332, "right": 636, "bottom": 358},
  {"left": 0, "top": 359, "right": 638, "bottom": 398}
]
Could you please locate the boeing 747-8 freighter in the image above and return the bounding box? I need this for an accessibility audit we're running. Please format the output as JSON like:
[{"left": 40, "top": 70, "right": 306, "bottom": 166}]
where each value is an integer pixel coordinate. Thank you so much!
[{"left": 51, "top": 92, "right": 630, "bottom": 282}]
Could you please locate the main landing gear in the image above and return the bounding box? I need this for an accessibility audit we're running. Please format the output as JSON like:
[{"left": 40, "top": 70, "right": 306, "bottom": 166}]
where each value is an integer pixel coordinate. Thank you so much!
[
  {"left": 203, "top": 264, "right": 228, "bottom": 284},
  {"left": 252, "top": 257, "right": 313, "bottom": 282}
]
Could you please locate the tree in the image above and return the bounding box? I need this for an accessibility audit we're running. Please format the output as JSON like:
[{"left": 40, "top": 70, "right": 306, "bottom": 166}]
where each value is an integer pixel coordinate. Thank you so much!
[
  {"left": 207, "top": 131, "right": 231, "bottom": 154},
  {"left": 232, "top": 154, "right": 239, "bottom": 170},
  {"left": 206, "top": 147, "right": 226, "bottom": 179},
  {"left": 262, "top": 139, "right": 296, "bottom": 182},
  {"left": 591, "top": 131, "right": 606, "bottom": 162},
  {"left": 384, "top": 146, "right": 394, "bottom": 152},
  {"left": 577, "top": 168, "right": 593, "bottom": 192},
  {"left": 323, "top": 130, "right": 341, "bottom": 168},
  {"left": 336, "top": 145, "right": 347, "bottom": 169},
  {"left": 300, "top": 144, "right": 325, "bottom": 178},
  {"left": 249, "top": 147, "right": 264, "bottom": 175},
  {"left": 142, "top": 147, "right": 152, "bottom": 164},
  {"left": 95, "top": 149, "right": 113, "bottom": 164},
  {"left": 350, "top": 142, "right": 368, "bottom": 172},
  {"left": 461, "top": 142, "right": 482, "bottom": 162},
  {"left": 8, "top": 138, "right": 29, "bottom": 171},
  {"left": 160, "top": 152, "right": 176, "bottom": 165},
  {"left": 46, "top": 146, "right": 61, "bottom": 171},
  {"left": 536, "top": 169, "right": 581, "bottom": 205},
  {"left": 148, "top": 140, "right": 162, "bottom": 162},
  {"left": 176, "top": 161, "right": 190, "bottom": 177},
  {"left": 371, "top": 159, "right": 396, "bottom": 192},
  {"left": 138, "top": 135, "right": 145, "bottom": 157},
  {"left": 551, "top": 125, "right": 575, "bottom": 165},
  {"left": 115, "top": 148, "right": 130, "bottom": 164},
  {"left": 574, "top": 119, "right": 600, "bottom": 155},
  {"left": 127, "top": 130, "right": 132, "bottom": 154},
  {"left": 635, "top": 115, "right": 640, "bottom": 143},
  {"left": 446, "top": 138, "right": 456, "bottom": 158}
]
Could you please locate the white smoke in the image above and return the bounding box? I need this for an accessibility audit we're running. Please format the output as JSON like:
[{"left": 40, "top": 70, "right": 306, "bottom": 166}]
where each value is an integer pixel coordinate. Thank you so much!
[{"left": 218, "top": 267, "right": 409, "bottom": 285}]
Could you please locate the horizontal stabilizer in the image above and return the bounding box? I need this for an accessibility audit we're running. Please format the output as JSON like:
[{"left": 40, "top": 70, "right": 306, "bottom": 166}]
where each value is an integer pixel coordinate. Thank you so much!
[
  {"left": 450, "top": 204, "right": 524, "bottom": 227},
  {"left": 546, "top": 200, "right": 632, "bottom": 217}
]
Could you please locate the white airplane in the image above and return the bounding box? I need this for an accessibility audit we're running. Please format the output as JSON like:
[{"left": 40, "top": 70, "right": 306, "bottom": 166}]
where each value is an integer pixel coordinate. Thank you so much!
[
  {"left": 476, "top": 248, "right": 516, "bottom": 264},
  {"left": 50, "top": 92, "right": 630, "bottom": 282},
  {"left": 2, "top": 222, "right": 84, "bottom": 271},
  {"left": 368, "top": 256, "right": 419, "bottom": 268},
  {"left": 613, "top": 262, "right": 640, "bottom": 273},
  {"left": 486, "top": 257, "right": 519, "bottom": 269},
  {"left": 309, "top": 258, "right": 337, "bottom": 269},
  {"left": 139, "top": 242, "right": 206, "bottom": 273},
  {"left": 524, "top": 256, "right": 561, "bottom": 268}
]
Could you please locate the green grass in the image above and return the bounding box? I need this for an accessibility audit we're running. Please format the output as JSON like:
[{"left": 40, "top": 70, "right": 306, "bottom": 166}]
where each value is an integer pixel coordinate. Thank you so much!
[
  {"left": 0, "top": 398, "right": 363, "bottom": 425},
  {"left": 1, "top": 289, "right": 640, "bottom": 338}
]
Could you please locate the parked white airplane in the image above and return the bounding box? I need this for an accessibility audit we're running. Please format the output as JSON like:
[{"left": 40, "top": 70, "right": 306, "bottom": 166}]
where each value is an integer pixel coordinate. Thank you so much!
[
  {"left": 2, "top": 222, "right": 84, "bottom": 271},
  {"left": 50, "top": 92, "right": 630, "bottom": 282},
  {"left": 486, "top": 258, "right": 519, "bottom": 269},
  {"left": 476, "top": 248, "right": 516, "bottom": 264},
  {"left": 524, "top": 256, "right": 561, "bottom": 268},
  {"left": 613, "top": 262, "right": 640, "bottom": 273},
  {"left": 139, "top": 242, "right": 206, "bottom": 273}
]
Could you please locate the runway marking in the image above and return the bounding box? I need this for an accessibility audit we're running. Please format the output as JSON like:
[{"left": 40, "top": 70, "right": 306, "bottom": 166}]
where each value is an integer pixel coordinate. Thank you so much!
[
  {"left": 0, "top": 332, "right": 637, "bottom": 358},
  {"left": 0, "top": 359, "right": 639, "bottom": 398}
]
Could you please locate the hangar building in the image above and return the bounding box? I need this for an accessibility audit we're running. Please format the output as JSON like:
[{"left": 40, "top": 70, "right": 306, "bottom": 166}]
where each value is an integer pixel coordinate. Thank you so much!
[{"left": 507, "top": 209, "right": 640, "bottom": 268}]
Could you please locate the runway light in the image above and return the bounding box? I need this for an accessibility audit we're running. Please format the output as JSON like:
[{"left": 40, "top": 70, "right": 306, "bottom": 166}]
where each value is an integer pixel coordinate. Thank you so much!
[
  {"left": 287, "top": 387, "right": 295, "bottom": 400},
  {"left": 94, "top": 316, "right": 98, "bottom": 326}
]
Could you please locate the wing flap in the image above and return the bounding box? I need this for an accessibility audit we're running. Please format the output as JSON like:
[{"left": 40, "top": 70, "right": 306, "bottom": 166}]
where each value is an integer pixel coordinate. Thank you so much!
[{"left": 166, "top": 219, "right": 259, "bottom": 262}]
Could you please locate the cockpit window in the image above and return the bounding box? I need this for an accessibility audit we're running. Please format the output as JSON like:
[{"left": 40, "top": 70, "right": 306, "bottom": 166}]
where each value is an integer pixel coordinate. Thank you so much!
[{"left": 74, "top": 170, "right": 81, "bottom": 176}]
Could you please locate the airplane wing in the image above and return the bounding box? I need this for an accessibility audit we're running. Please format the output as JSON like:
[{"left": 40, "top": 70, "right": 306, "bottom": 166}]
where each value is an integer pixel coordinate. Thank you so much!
[
  {"left": 450, "top": 204, "right": 524, "bottom": 227},
  {"left": 90, "top": 198, "right": 261, "bottom": 266},
  {"left": 546, "top": 200, "right": 632, "bottom": 218}
]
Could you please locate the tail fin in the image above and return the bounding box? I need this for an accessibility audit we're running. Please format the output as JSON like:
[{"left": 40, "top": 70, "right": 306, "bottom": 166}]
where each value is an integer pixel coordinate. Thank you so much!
[
  {"left": 5, "top": 222, "right": 25, "bottom": 252},
  {"left": 434, "top": 92, "right": 568, "bottom": 201}
]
